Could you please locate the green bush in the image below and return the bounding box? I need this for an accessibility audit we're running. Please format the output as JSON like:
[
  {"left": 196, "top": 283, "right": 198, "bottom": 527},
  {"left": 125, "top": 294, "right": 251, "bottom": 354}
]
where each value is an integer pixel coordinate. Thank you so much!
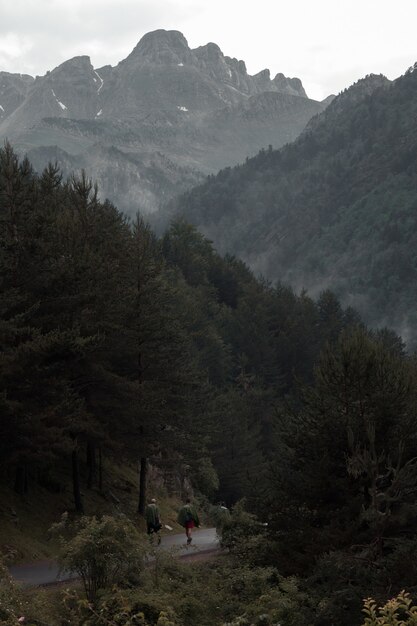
[
  {"left": 0, "top": 560, "right": 26, "bottom": 626},
  {"left": 61, "top": 585, "right": 184, "bottom": 626},
  {"left": 0, "top": 559, "right": 66, "bottom": 626},
  {"left": 362, "top": 591, "right": 417, "bottom": 625},
  {"left": 209, "top": 503, "right": 232, "bottom": 534},
  {"left": 220, "top": 501, "right": 270, "bottom": 566},
  {"left": 51, "top": 513, "right": 146, "bottom": 603},
  {"left": 220, "top": 576, "right": 312, "bottom": 626}
]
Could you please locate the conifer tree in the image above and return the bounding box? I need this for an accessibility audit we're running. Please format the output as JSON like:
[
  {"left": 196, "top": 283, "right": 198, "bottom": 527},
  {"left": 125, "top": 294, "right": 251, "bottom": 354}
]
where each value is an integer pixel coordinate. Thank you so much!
[{"left": 269, "top": 327, "right": 417, "bottom": 574}]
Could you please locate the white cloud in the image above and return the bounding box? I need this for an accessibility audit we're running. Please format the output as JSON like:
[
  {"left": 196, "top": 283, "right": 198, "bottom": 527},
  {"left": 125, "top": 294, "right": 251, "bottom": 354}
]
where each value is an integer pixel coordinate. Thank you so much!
[
  {"left": 0, "top": 33, "right": 32, "bottom": 64},
  {"left": 0, "top": 0, "right": 416, "bottom": 99}
]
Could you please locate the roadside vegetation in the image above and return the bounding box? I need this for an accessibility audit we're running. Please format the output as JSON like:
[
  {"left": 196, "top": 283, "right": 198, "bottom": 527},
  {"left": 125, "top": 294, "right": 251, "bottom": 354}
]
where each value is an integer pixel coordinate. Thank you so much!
[{"left": 4, "top": 509, "right": 417, "bottom": 626}]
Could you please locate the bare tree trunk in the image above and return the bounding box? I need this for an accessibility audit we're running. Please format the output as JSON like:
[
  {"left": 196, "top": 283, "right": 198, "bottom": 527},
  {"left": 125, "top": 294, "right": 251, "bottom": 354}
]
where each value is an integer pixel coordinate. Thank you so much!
[
  {"left": 14, "top": 465, "right": 28, "bottom": 495},
  {"left": 72, "top": 440, "right": 84, "bottom": 514},
  {"left": 138, "top": 457, "right": 147, "bottom": 514},
  {"left": 98, "top": 446, "right": 103, "bottom": 492},
  {"left": 86, "top": 440, "right": 96, "bottom": 489}
]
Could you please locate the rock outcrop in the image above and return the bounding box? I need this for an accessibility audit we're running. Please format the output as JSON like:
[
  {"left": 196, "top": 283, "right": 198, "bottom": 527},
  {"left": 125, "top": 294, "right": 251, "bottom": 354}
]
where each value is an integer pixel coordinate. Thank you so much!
[{"left": 0, "top": 72, "right": 33, "bottom": 122}]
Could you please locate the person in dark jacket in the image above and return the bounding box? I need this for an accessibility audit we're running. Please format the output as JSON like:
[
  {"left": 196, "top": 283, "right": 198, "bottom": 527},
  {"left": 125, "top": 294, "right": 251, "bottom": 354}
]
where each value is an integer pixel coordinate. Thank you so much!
[
  {"left": 145, "top": 498, "right": 162, "bottom": 544},
  {"left": 177, "top": 497, "right": 200, "bottom": 544}
]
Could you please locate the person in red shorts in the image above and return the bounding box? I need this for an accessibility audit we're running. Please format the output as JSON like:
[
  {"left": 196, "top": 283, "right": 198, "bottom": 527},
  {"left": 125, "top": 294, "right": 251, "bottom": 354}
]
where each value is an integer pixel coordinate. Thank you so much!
[{"left": 177, "top": 497, "right": 200, "bottom": 544}]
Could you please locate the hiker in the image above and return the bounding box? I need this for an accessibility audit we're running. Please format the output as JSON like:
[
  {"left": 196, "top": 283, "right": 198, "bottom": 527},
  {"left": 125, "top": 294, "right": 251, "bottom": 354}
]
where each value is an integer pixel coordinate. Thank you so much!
[
  {"left": 177, "top": 497, "right": 200, "bottom": 544},
  {"left": 145, "top": 498, "right": 162, "bottom": 544}
]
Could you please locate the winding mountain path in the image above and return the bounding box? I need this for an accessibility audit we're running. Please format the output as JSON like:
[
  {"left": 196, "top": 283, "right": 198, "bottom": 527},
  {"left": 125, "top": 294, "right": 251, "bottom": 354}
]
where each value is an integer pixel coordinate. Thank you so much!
[{"left": 9, "top": 527, "right": 219, "bottom": 587}]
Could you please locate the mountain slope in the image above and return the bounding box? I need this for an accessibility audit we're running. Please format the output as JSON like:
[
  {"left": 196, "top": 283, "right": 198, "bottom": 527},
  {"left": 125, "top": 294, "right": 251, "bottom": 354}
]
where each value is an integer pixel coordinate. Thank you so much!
[
  {"left": 168, "top": 67, "right": 417, "bottom": 345},
  {"left": 0, "top": 30, "right": 326, "bottom": 213},
  {"left": 0, "top": 72, "right": 34, "bottom": 123}
]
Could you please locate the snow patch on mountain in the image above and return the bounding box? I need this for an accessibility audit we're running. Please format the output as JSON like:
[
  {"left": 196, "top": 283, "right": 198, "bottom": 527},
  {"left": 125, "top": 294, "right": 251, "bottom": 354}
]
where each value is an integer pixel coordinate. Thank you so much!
[
  {"left": 94, "top": 70, "right": 104, "bottom": 94},
  {"left": 51, "top": 89, "right": 68, "bottom": 110}
]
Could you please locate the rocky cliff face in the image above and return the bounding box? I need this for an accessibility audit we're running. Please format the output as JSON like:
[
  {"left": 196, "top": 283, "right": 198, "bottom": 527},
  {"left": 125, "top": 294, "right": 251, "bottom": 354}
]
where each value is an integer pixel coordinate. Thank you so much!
[
  {"left": 0, "top": 29, "right": 326, "bottom": 214},
  {"left": 2, "top": 57, "right": 100, "bottom": 132},
  {"left": 0, "top": 72, "right": 34, "bottom": 122}
]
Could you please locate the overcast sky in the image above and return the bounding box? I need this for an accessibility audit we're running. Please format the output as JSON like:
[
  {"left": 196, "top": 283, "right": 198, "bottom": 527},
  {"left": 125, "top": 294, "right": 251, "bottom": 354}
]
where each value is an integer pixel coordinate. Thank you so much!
[{"left": 1, "top": 0, "right": 416, "bottom": 101}]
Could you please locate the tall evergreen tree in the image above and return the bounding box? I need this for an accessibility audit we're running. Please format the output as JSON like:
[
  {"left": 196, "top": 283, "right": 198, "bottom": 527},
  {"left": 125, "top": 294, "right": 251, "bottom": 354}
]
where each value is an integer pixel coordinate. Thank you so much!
[{"left": 268, "top": 327, "right": 417, "bottom": 575}]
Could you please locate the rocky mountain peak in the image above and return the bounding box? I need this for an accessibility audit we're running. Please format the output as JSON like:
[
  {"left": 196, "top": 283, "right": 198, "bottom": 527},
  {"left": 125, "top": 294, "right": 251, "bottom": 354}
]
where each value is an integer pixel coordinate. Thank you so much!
[
  {"left": 43, "top": 55, "right": 98, "bottom": 117},
  {"left": 253, "top": 69, "right": 271, "bottom": 90},
  {"left": 225, "top": 57, "right": 247, "bottom": 76},
  {"left": 273, "top": 73, "right": 307, "bottom": 98},
  {"left": 0, "top": 28, "right": 317, "bottom": 210},
  {"left": 193, "top": 42, "right": 240, "bottom": 84},
  {"left": 49, "top": 55, "right": 94, "bottom": 77},
  {"left": 194, "top": 42, "right": 223, "bottom": 62},
  {"left": 1, "top": 55, "right": 99, "bottom": 131},
  {"left": 117, "top": 30, "right": 307, "bottom": 100},
  {"left": 127, "top": 29, "right": 193, "bottom": 65}
]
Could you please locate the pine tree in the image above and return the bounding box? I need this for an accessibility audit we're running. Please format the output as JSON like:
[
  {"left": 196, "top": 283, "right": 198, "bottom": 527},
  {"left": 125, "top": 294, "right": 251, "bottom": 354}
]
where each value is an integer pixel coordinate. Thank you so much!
[{"left": 268, "top": 327, "right": 417, "bottom": 574}]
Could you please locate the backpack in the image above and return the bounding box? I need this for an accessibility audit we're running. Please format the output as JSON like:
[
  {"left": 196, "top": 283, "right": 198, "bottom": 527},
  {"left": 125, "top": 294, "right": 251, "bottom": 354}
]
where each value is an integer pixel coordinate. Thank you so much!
[{"left": 185, "top": 507, "right": 193, "bottom": 523}]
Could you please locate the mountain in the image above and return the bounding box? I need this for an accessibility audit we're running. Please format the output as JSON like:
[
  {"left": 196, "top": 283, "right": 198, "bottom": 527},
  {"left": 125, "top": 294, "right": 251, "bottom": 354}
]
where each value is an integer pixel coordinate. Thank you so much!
[
  {"left": 0, "top": 29, "right": 327, "bottom": 213},
  {"left": 0, "top": 72, "right": 34, "bottom": 122},
  {"left": 167, "top": 66, "right": 417, "bottom": 346}
]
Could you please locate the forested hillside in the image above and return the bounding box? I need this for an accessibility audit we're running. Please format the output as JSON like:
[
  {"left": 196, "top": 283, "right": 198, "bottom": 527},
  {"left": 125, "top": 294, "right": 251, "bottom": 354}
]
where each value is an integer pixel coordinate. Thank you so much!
[
  {"left": 168, "top": 65, "right": 417, "bottom": 346},
  {"left": 2, "top": 146, "right": 417, "bottom": 625},
  {"left": 0, "top": 143, "right": 359, "bottom": 513}
]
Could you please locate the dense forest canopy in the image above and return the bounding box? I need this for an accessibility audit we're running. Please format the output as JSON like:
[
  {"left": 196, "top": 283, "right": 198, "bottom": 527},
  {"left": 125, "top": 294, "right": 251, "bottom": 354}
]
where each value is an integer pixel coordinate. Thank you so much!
[
  {"left": 2, "top": 145, "right": 417, "bottom": 625},
  {"left": 0, "top": 142, "right": 363, "bottom": 509},
  {"left": 166, "top": 64, "right": 417, "bottom": 347}
]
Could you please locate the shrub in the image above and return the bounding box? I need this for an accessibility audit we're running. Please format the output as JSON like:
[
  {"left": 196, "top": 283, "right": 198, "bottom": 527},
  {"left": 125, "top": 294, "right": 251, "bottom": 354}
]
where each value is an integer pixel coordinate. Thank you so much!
[
  {"left": 50, "top": 513, "right": 146, "bottom": 603},
  {"left": 61, "top": 587, "right": 182, "bottom": 626},
  {"left": 220, "top": 501, "right": 269, "bottom": 566},
  {"left": 0, "top": 560, "right": 26, "bottom": 626},
  {"left": 362, "top": 591, "right": 417, "bottom": 625},
  {"left": 220, "top": 576, "right": 312, "bottom": 626}
]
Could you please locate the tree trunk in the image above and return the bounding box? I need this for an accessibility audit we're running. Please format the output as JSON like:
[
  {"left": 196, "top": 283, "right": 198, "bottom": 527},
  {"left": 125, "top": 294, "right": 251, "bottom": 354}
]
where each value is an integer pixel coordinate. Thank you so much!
[
  {"left": 138, "top": 456, "right": 147, "bottom": 514},
  {"left": 14, "top": 465, "right": 27, "bottom": 495},
  {"left": 98, "top": 446, "right": 103, "bottom": 492},
  {"left": 86, "top": 440, "right": 96, "bottom": 489},
  {"left": 72, "top": 441, "right": 84, "bottom": 514}
]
